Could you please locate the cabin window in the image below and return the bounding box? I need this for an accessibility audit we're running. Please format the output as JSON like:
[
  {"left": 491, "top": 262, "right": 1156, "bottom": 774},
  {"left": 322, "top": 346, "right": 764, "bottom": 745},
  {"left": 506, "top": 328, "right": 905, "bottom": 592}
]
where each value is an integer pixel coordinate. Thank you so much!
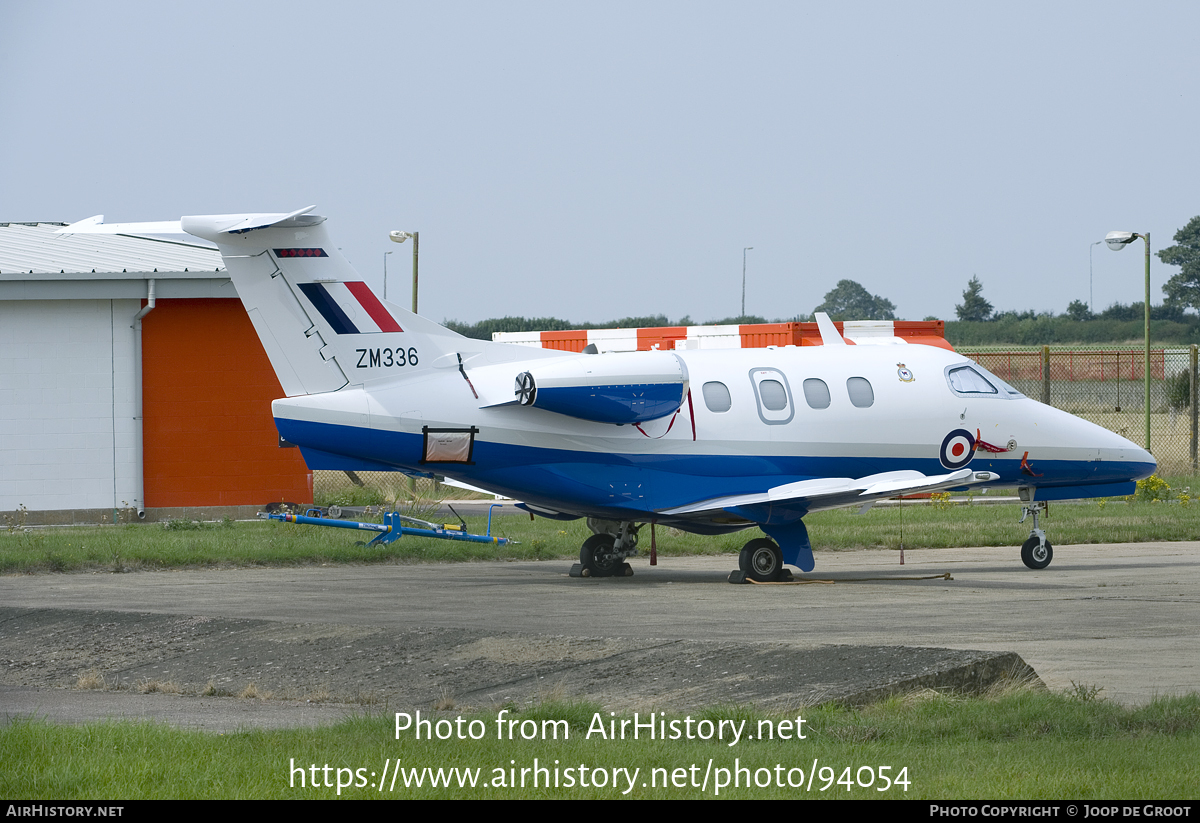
[
  {"left": 758, "top": 379, "right": 788, "bottom": 411},
  {"left": 847, "top": 377, "right": 874, "bottom": 408},
  {"left": 749, "top": 368, "right": 794, "bottom": 424},
  {"left": 802, "top": 378, "right": 831, "bottom": 409},
  {"left": 947, "top": 366, "right": 997, "bottom": 395},
  {"left": 702, "top": 381, "right": 732, "bottom": 412}
]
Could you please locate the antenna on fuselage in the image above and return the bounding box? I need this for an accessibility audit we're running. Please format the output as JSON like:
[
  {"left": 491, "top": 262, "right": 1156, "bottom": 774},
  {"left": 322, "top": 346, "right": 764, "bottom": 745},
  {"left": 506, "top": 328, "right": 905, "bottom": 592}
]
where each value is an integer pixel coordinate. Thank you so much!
[{"left": 813, "top": 312, "right": 848, "bottom": 346}]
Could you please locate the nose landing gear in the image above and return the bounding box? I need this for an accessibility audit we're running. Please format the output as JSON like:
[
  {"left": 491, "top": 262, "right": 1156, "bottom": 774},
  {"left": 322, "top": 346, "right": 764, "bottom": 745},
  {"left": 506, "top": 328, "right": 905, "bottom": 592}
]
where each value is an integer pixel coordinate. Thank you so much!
[
  {"left": 1018, "top": 499, "right": 1053, "bottom": 569},
  {"left": 575, "top": 519, "right": 638, "bottom": 577}
]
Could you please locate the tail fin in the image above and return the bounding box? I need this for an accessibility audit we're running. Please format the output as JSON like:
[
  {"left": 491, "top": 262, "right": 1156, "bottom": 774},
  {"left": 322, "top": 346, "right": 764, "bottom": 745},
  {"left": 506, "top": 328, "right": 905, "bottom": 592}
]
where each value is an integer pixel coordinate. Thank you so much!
[{"left": 182, "top": 208, "right": 461, "bottom": 396}]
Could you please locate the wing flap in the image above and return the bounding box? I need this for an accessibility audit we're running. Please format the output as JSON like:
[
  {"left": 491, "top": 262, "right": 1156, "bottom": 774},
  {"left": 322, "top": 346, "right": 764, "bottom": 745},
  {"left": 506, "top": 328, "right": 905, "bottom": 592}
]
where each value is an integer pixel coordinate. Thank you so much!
[{"left": 660, "top": 469, "right": 998, "bottom": 518}]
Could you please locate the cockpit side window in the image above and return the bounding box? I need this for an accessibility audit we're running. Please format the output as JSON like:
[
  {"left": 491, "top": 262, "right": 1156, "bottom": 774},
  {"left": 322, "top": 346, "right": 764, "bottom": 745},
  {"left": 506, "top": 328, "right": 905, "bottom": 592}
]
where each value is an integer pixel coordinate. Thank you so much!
[{"left": 947, "top": 365, "right": 998, "bottom": 395}]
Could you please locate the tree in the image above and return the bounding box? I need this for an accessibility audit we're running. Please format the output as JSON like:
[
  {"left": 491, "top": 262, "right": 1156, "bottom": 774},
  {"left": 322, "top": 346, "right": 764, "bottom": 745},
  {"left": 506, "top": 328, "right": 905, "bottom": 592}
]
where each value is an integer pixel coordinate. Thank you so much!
[
  {"left": 811, "top": 280, "right": 896, "bottom": 321},
  {"left": 955, "top": 276, "right": 993, "bottom": 322},
  {"left": 708, "top": 314, "right": 769, "bottom": 325},
  {"left": 1159, "top": 216, "right": 1200, "bottom": 310},
  {"left": 1100, "top": 301, "right": 1187, "bottom": 323},
  {"left": 1065, "top": 300, "right": 1093, "bottom": 321}
]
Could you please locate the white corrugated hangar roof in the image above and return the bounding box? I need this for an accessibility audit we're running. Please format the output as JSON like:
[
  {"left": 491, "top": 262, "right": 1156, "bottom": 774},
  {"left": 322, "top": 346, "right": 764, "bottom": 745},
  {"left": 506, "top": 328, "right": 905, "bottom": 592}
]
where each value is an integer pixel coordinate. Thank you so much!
[
  {"left": 0, "top": 221, "right": 222, "bottom": 275},
  {"left": 0, "top": 222, "right": 230, "bottom": 301}
]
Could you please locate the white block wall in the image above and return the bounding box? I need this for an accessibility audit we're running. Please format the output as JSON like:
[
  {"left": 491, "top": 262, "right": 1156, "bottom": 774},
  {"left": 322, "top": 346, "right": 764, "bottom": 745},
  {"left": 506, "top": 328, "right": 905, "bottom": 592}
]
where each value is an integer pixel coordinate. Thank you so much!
[
  {"left": 0, "top": 300, "right": 140, "bottom": 511},
  {"left": 679, "top": 325, "right": 742, "bottom": 349},
  {"left": 491, "top": 331, "right": 543, "bottom": 348}
]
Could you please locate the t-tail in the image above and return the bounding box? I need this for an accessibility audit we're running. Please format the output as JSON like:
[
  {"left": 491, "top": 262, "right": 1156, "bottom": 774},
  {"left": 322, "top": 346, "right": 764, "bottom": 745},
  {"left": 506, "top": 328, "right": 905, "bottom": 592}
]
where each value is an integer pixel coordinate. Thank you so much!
[{"left": 181, "top": 206, "right": 465, "bottom": 396}]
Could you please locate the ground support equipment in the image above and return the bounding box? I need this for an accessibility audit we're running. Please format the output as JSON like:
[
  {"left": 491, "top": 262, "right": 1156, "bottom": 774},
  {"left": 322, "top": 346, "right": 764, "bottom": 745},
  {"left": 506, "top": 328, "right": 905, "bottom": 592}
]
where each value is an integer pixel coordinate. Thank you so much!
[{"left": 259, "top": 504, "right": 515, "bottom": 547}]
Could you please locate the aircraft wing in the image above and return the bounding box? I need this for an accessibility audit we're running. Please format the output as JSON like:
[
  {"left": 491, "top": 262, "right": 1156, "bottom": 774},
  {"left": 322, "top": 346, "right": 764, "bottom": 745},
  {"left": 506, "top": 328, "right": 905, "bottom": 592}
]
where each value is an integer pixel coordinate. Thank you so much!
[{"left": 659, "top": 468, "right": 1000, "bottom": 521}]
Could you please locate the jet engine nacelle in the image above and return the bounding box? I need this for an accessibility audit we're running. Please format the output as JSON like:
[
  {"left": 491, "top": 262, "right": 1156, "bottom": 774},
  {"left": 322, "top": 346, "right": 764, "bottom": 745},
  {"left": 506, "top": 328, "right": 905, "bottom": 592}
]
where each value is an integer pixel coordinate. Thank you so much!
[{"left": 514, "top": 351, "right": 689, "bottom": 424}]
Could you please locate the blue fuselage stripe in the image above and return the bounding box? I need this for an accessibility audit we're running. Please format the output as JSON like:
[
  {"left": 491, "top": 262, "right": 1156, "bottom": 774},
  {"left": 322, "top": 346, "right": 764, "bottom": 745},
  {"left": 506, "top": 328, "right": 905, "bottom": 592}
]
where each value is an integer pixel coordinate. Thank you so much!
[{"left": 276, "top": 418, "right": 1152, "bottom": 520}]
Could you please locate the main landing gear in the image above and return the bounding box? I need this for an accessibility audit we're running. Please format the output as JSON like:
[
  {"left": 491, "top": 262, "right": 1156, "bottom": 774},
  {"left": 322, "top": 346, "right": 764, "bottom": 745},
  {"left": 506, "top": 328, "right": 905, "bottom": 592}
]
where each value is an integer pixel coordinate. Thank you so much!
[
  {"left": 575, "top": 519, "right": 638, "bottom": 577},
  {"left": 739, "top": 538, "right": 784, "bottom": 582},
  {"left": 1018, "top": 499, "right": 1053, "bottom": 569},
  {"left": 729, "top": 537, "right": 796, "bottom": 583}
]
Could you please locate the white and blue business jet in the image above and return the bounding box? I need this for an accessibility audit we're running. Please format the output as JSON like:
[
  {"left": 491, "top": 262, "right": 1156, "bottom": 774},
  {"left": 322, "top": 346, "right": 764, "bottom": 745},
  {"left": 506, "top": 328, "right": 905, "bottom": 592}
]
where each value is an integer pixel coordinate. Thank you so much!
[{"left": 68, "top": 207, "right": 1157, "bottom": 580}]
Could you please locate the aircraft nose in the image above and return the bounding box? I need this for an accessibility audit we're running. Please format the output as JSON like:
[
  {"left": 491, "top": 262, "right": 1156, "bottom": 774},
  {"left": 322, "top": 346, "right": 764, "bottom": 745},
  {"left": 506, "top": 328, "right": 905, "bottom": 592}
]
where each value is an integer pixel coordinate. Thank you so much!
[
  {"left": 1029, "top": 403, "right": 1157, "bottom": 482},
  {"left": 1128, "top": 443, "right": 1157, "bottom": 479},
  {"left": 1093, "top": 428, "right": 1156, "bottom": 480}
]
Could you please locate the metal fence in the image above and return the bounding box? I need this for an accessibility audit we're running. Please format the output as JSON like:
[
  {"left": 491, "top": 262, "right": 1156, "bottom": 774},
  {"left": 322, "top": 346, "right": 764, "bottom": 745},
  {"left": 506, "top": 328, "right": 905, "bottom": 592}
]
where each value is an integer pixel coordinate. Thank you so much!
[
  {"left": 313, "top": 344, "right": 1200, "bottom": 504},
  {"left": 961, "top": 345, "right": 1199, "bottom": 477},
  {"left": 311, "top": 472, "right": 446, "bottom": 508}
]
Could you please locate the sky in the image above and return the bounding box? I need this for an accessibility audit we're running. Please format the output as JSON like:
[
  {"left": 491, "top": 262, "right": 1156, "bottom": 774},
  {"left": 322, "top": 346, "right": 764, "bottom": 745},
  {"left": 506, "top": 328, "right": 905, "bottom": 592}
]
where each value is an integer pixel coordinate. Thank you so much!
[{"left": 3, "top": 1, "right": 1199, "bottom": 327}]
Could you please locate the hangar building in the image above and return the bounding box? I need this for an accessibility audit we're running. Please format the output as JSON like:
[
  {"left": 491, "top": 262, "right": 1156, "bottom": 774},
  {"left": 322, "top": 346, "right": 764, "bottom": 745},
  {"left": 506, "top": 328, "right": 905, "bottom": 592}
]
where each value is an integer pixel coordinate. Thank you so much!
[{"left": 0, "top": 221, "right": 312, "bottom": 522}]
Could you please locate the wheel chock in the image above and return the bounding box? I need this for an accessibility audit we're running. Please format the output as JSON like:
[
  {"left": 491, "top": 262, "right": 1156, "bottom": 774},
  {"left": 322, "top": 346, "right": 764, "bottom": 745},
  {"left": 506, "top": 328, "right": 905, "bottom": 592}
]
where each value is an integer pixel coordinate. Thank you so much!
[
  {"left": 570, "top": 563, "right": 633, "bottom": 578},
  {"left": 729, "top": 569, "right": 796, "bottom": 584}
]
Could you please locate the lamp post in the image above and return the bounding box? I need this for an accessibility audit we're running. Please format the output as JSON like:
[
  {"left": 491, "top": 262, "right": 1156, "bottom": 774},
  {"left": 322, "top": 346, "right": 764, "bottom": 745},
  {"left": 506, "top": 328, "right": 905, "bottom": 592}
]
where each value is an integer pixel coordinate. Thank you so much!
[
  {"left": 383, "top": 250, "right": 393, "bottom": 300},
  {"left": 1088, "top": 240, "right": 1102, "bottom": 314},
  {"left": 1104, "top": 230, "right": 1152, "bottom": 451},
  {"left": 741, "top": 247, "right": 753, "bottom": 318},
  {"left": 388, "top": 230, "right": 421, "bottom": 499},
  {"left": 389, "top": 230, "right": 419, "bottom": 314}
]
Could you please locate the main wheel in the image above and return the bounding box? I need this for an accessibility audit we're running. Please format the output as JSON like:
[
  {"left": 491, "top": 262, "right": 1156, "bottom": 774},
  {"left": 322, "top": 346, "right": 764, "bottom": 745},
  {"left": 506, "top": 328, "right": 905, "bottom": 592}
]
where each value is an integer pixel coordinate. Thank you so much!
[
  {"left": 580, "top": 534, "right": 620, "bottom": 577},
  {"left": 1021, "top": 536, "right": 1053, "bottom": 569},
  {"left": 739, "top": 538, "right": 784, "bottom": 582}
]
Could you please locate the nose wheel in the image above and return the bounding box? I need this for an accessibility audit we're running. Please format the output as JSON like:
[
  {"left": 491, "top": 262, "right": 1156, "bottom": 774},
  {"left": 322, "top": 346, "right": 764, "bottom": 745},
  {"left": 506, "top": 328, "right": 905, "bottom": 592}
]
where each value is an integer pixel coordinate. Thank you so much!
[
  {"left": 1021, "top": 535, "right": 1053, "bottom": 569},
  {"left": 580, "top": 533, "right": 622, "bottom": 577},
  {"left": 1018, "top": 501, "right": 1053, "bottom": 569},
  {"left": 575, "top": 520, "right": 638, "bottom": 578}
]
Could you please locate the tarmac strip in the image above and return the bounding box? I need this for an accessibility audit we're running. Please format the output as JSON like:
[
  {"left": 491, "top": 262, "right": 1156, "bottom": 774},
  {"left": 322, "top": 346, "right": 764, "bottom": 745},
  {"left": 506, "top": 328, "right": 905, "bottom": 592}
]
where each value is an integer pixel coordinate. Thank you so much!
[{"left": 0, "top": 606, "right": 1038, "bottom": 731}]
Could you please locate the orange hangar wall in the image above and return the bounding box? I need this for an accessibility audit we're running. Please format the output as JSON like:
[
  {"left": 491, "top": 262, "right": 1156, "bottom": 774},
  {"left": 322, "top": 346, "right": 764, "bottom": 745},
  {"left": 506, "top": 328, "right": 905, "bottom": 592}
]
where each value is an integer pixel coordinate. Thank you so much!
[{"left": 141, "top": 298, "right": 313, "bottom": 507}]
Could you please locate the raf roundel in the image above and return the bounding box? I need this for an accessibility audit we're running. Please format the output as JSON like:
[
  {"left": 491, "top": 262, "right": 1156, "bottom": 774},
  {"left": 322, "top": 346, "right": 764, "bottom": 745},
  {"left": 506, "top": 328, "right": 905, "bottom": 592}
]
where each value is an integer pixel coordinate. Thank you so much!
[{"left": 939, "top": 428, "right": 977, "bottom": 470}]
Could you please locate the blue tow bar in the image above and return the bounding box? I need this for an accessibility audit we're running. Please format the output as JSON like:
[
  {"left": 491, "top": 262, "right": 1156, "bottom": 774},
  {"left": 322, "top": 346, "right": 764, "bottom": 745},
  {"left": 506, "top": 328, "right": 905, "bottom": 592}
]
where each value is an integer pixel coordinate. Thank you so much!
[{"left": 259, "top": 504, "right": 515, "bottom": 547}]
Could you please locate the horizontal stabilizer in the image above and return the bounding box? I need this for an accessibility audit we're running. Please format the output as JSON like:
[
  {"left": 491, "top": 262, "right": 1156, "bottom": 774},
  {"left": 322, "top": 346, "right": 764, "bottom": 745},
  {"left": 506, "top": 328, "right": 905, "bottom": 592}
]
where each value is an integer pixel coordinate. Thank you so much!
[
  {"left": 56, "top": 216, "right": 215, "bottom": 248},
  {"left": 181, "top": 206, "right": 323, "bottom": 241}
]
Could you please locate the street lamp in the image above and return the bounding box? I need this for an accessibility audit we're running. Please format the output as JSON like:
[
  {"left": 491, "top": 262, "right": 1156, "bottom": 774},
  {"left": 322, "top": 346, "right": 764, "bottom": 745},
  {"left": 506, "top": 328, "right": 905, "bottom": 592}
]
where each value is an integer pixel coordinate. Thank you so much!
[
  {"left": 389, "top": 230, "right": 419, "bottom": 314},
  {"left": 388, "top": 230, "right": 420, "bottom": 499},
  {"left": 741, "top": 247, "right": 753, "bottom": 318},
  {"left": 383, "top": 250, "right": 393, "bottom": 300},
  {"left": 1105, "top": 230, "right": 1151, "bottom": 451},
  {"left": 1088, "top": 240, "right": 1102, "bottom": 314}
]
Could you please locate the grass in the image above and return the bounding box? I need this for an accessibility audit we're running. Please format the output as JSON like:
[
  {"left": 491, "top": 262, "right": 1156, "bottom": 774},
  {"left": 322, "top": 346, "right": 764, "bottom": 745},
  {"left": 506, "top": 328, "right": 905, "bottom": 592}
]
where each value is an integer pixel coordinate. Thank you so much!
[
  {"left": 3, "top": 689, "right": 1199, "bottom": 798},
  {"left": 313, "top": 474, "right": 495, "bottom": 508},
  {"left": 2, "top": 485, "right": 1199, "bottom": 575},
  {"left": 6, "top": 477, "right": 1198, "bottom": 798}
]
